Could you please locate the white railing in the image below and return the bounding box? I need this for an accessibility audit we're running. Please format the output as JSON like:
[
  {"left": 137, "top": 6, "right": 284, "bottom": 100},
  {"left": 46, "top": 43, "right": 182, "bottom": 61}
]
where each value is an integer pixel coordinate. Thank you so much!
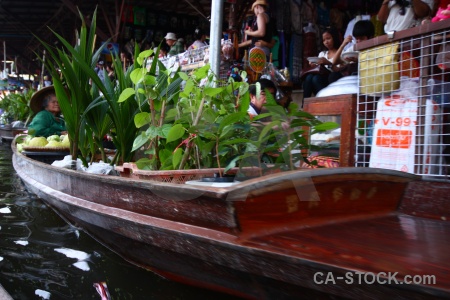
[{"left": 356, "top": 20, "right": 450, "bottom": 180}]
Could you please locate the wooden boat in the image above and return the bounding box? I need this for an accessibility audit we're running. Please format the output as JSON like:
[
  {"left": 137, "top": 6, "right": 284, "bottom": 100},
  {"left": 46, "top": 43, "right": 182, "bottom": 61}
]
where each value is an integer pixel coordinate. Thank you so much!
[
  {"left": 11, "top": 140, "right": 450, "bottom": 299},
  {"left": 0, "top": 124, "right": 27, "bottom": 142}
]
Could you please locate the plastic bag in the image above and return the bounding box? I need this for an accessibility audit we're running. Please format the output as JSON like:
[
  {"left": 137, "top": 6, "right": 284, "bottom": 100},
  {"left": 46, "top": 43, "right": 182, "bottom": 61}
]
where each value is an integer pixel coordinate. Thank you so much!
[
  {"left": 85, "top": 162, "right": 115, "bottom": 175},
  {"left": 51, "top": 155, "right": 84, "bottom": 170}
]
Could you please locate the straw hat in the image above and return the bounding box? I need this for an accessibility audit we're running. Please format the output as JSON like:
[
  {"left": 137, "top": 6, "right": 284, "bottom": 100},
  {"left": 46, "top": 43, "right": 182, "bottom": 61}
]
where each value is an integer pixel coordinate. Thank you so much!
[
  {"left": 29, "top": 85, "right": 56, "bottom": 113},
  {"left": 252, "top": 0, "right": 268, "bottom": 10}
]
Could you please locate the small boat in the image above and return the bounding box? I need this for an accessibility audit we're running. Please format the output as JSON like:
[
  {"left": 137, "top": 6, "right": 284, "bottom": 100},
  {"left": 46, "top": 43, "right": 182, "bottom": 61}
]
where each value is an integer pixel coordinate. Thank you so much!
[
  {"left": 11, "top": 139, "right": 450, "bottom": 299},
  {"left": 0, "top": 124, "right": 27, "bottom": 142}
]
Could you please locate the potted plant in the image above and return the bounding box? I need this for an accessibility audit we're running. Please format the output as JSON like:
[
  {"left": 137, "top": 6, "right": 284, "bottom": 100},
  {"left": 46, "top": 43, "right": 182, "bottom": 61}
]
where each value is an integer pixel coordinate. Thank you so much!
[
  {"left": 34, "top": 7, "right": 337, "bottom": 179},
  {"left": 117, "top": 47, "right": 338, "bottom": 182}
]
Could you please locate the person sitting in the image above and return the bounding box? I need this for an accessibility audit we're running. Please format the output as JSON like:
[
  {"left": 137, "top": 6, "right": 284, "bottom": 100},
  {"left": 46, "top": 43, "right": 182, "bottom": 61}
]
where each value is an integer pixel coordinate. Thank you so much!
[
  {"left": 377, "top": 0, "right": 434, "bottom": 33},
  {"left": 165, "top": 32, "right": 185, "bottom": 56},
  {"left": 28, "top": 86, "right": 67, "bottom": 138},
  {"left": 188, "top": 28, "right": 208, "bottom": 50},
  {"left": 329, "top": 20, "right": 375, "bottom": 83},
  {"left": 302, "top": 27, "right": 341, "bottom": 98}
]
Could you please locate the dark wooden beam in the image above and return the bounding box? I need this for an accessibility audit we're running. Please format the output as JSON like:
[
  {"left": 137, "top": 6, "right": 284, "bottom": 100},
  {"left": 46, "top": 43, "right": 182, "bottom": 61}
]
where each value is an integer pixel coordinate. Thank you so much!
[
  {"left": 99, "top": 0, "right": 116, "bottom": 41},
  {"left": 59, "top": 0, "right": 109, "bottom": 41}
]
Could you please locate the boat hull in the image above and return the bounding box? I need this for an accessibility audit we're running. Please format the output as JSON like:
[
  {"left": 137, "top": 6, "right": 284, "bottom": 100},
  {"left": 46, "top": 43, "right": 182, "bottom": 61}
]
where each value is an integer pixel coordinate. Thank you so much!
[{"left": 12, "top": 142, "right": 450, "bottom": 299}]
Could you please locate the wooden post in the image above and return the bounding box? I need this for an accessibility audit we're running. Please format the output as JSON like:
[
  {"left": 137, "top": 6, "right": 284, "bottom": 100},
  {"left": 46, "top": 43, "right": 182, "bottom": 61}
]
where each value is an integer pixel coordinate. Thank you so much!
[{"left": 40, "top": 50, "right": 46, "bottom": 90}]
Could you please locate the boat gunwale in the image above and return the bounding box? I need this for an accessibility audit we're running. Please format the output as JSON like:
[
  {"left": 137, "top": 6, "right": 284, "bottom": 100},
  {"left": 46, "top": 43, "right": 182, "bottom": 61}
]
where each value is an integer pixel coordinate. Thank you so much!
[{"left": 11, "top": 137, "right": 420, "bottom": 202}]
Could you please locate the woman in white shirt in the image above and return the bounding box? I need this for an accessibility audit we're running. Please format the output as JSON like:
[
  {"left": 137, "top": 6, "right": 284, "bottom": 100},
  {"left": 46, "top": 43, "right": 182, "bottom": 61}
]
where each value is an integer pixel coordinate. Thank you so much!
[
  {"left": 188, "top": 28, "right": 208, "bottom": 50},
  {"left": 302, "top": 27, "right": 341, "bottom": 98},
  {"left": 377, "top": 0, "right": 434, "bottom": 33}
]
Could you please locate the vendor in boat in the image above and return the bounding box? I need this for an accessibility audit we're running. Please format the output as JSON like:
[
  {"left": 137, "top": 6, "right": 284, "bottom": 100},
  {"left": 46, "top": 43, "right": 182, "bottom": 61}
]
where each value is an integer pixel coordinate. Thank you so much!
[{"left": 28, "top": 86, "right": 67, "bottom": 138}]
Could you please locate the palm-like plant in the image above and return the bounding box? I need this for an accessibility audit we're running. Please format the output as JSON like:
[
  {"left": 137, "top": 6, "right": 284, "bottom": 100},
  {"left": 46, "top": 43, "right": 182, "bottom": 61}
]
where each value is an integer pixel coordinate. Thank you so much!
[
  {"left": 38, "top": 8, "right": 141, "bottom": 166},
  {"left": 38, "top": 8, "right": 104, "bottom": 165}
]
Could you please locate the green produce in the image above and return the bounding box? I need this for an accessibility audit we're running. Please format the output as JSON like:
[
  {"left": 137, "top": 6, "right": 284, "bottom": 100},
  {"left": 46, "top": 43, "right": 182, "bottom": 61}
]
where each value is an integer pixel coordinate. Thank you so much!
[
  {"left": 28, "top": 137, "right": 48, "bottom": 147},
  {"left": 45, "top": 141, "right": 64, "bottom": 148},
  {"left": 47, "top": 135, "right": 61, "bottom": 142},
  {"left": 61, "top": 135, "right": 70, "bottom": 147},
  {"left": 23, "top": 135, "right": 33, "bottom": 145}
]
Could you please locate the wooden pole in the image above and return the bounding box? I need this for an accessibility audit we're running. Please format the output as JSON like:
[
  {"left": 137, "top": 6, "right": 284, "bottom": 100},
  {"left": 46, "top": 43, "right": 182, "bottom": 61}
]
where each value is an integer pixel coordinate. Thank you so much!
[
  {"left": 2, "top": 41, "right": 6, "bottom": 79},
  {"left": 40, "top": 50, "right": 46, "bottom": 90}
]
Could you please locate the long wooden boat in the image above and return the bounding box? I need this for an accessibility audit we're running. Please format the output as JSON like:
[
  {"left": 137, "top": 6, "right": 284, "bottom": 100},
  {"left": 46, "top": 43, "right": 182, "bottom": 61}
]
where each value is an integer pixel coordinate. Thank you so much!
[
  {"left": 0, "top": 124, "right": 27, "bottom": 142},
  {"left": 11, "top": 140, "right": 450, "bottom": 299}
]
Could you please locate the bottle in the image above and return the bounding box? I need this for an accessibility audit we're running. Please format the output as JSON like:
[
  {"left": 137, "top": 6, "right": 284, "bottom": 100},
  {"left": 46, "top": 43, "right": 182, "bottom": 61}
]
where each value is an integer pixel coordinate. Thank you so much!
[{"left": 284, "top": 67, "right": 290, "bottom": 81}]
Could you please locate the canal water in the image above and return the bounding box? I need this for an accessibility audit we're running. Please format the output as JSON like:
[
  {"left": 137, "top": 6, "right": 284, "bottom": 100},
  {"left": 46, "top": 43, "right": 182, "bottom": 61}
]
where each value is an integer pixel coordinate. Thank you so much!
[{"left": 0, "top": 141, "right": 239, "bottom": 300}]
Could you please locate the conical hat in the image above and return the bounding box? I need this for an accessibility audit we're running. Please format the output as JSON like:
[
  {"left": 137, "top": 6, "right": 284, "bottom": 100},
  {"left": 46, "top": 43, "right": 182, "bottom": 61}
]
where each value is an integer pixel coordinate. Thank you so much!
[{"left": 29, "top": 86, "right": 56, "bottom": 113}]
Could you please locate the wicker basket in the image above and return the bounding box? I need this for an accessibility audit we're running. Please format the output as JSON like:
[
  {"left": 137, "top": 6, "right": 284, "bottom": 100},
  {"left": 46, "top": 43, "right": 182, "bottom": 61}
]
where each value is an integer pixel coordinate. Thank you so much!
[{"left": 22, "top": 146, "right": 70, "bottom": 152}]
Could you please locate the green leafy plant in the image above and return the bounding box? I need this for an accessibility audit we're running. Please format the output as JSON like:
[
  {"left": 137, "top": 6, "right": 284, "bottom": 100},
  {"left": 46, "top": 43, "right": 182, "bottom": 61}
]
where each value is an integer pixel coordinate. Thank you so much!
[
  {"left": 38, "top": 8, "right": 142, "bottom": 166},
  {"left": 122, "top": 55, "right": 251, "bottom": 173},
  {"left": 37, "top": 8, "right": 103, "bottom": 165},
  {"left": 123, "top": 46, "right": 184, "bottom": 170},
  {"left": 0, "top": 90, "right": 33, "bottom": 124},
  {"left": 220, "top": 84, "right": 340, "bottom": 174}
]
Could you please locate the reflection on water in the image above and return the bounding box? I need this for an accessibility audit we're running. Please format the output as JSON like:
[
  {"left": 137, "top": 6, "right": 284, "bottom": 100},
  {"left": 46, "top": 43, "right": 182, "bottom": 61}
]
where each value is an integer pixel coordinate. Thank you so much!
[{"left": 0, "top": 142, "right": 239, "bottom": 300}]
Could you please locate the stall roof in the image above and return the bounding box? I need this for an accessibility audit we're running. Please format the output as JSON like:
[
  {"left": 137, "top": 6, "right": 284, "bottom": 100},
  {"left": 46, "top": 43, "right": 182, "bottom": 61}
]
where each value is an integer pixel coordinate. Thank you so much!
[{"left": 0, "top": 0, "right": 252, "bottom": 76}]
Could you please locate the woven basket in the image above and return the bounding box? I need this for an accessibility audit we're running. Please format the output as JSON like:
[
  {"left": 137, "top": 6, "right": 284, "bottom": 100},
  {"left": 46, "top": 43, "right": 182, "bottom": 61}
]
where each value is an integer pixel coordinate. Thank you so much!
[{"left": 22, "top": 146, "right": 70, "bottom": 152}]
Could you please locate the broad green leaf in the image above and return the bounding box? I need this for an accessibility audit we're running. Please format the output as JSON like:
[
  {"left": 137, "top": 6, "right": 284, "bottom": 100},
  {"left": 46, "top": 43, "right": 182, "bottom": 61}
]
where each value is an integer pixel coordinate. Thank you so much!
[
  {"left": 135, "top": 158, "right": 154, "bottom": 170},
  {"left": 239, "top": 91, "right": 250, "bottom": 113},
  {"left": 218, "top": 104, "right": 228, "bottom": 115},
  {"left": 132, "top": 132, "right": 150, "bottom": 152},
  {"left": 139, "top": 49, "right": 153, "bottom": 59},
  {"left": 180, "top": 79, "right": 194, "bottom": 97},
  {"left": 160, "top": 124, "right": 172, "bottom": 138},
  {"left": 148, "top": 89, "right": 158, "bottom": 99},
  {"left": 134, "top": 112, "right": 151, "bottom": 128},
  {"left": 200, "top": 141, "right": 215, "bottom": 157},
  {"left": 202, "top": 108, "right": 217, "bottom": 124},
  {"left": 165, "top": 108, "right": 178, "bottom": 120},
  {"left": 313, "top": 121, "right": 340, "bottom": 131},
  {"left": 118, "top": 88, "right": 135, "bottom": 102},
  {"left": 172, "top": 148, "right": 183, "bottom": 169},
  {"left": 145, "top": 126, "right": 160, "bottom": 139},
  {"left": 144, "top": 74, "right": 156, "bottom": 85},
  {"left": 166, "top": 123, "right": 185, "bottom": 143},
  {"left": 220, "top": 138, "right": 250, "bottom": 146},
  {"left": 219, "top": 124, "right": 234, "bottom": 140},
  {"left": 219, "top": 112, "right": 246, "bottom": 132},
  {"left": 159, "top": 149, "right": 172, "bottom": 165},
  {"left": 199, "top": 131, "right": 216, "bottom": 140},
  {"left": 130, "top": 68, "right": 144, "bottom": 84},
  {"left": 193, "top": 64, "right": 210, "bottom": 79},
  {"left": 178, "top": 72, "right": 189, "bottom": 81},
  {"left": 204, "top": 87, "right": 224, "bottom": 97},
  {"left": 138, "top": 88, "right": 146, "bottom": 94},
  {"left": 224, "top": 156, "right": 239, "bottom": 173}
]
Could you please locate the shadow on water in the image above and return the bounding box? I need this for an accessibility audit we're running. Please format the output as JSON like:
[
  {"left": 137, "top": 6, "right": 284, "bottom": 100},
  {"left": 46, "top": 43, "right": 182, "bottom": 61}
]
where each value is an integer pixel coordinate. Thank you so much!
[{"left": 0, "top": 141, "right": 241, "bottom": 300}]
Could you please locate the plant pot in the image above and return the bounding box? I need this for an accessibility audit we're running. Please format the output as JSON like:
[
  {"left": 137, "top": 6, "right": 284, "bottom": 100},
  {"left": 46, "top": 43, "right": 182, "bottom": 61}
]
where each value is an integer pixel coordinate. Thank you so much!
[
  {"left": 115, "top": 163, "right": 262, "bottom": 184},
  {"left": 201, "top": 175, "right": 235, "bottom": 183}
]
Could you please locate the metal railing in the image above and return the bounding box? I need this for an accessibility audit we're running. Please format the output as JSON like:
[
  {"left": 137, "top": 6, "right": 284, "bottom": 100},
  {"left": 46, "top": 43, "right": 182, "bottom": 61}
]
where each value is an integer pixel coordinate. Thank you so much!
[{"left": 356, "top": 20, "right": 450, "bottom": 180}]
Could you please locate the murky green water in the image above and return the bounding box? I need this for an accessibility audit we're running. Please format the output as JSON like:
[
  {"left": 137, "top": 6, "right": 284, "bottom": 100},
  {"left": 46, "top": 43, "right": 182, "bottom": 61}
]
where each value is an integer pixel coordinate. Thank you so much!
[{"left": 0, "top": 141, "right": 240, "bottom": 300}]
